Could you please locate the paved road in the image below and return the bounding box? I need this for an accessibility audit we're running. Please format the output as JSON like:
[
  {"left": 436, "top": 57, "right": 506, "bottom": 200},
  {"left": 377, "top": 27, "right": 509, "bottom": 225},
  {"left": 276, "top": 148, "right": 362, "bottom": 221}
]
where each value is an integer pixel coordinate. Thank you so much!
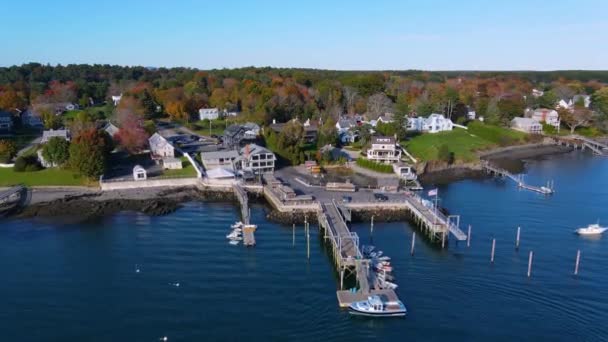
[{"left": 16, "top": 136, "right": 42, "bottom": 156}]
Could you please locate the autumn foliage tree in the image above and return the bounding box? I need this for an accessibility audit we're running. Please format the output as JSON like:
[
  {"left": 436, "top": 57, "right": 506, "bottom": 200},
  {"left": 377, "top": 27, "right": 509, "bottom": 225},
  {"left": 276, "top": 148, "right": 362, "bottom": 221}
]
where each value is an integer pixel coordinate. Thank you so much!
[
  {"left": 558, "top": 107, "right": 593, "bottom": 134},
  {"left": 0, "top": 139, "right": 17, "bottom": 163},
  {"left": 69, "top": 128, "right": 109, "bottom": 178},
  {"left": 114, "top": 111, "right": 149, "bottom": 154}
]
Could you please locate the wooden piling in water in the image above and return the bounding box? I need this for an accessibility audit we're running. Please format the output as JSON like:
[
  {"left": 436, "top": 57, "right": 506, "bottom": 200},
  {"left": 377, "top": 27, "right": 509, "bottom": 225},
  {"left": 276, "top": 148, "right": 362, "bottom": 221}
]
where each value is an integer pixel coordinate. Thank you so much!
[
  {"left": 574, "top": 250, "right": 581, "bottom": 276},
  {"left": 490, "top": 238, "right": 496, "bottom": 263},
  {"left": 292, "top": 223, "right": 295, "bottom": 247},
  {"left": 410, "top": 232, "right": 416, "bottom": 256},
  {"left": 306, "top": 222, "right": 310, "bottom": 260},
  {"left": 516, "top": 226, "right": 521, "bottom": 250},
  {"left": 441, "top": 230, "right": 446, "bottom": 249},
  {"left": 467, "top": 225, "right": 471, "bottom": 248},
  {"left": 527, "top": 251, "right": 534, "bottom": 277},
  {"left": 370, "top": 215, "right": 374, "bottom": 235}
]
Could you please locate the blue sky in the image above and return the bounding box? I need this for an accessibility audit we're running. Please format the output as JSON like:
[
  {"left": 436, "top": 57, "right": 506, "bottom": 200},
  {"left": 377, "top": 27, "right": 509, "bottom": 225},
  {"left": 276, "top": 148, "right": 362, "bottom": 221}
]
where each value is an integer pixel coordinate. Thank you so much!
[{"left": 2, "top": 0, "right": 607, "bottom": 70}]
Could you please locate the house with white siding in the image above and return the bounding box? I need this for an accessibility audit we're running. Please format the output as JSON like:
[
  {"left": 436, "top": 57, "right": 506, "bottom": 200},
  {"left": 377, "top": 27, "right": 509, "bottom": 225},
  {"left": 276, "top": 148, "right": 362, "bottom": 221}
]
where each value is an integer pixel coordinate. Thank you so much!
[
  {"left": 366, "top": 136, "right": 401, "bottom": 164},
  {"left": 526, "top": 108, "right": 560, "bottom": 128},
  {"left": 149, "top": 133, "right": 175, "bottom": 158},
  {"left": 199, "top": 108, "right": 220, "bottom": 121},
  {"left": 511, "top": 117, "right": 542, "bottom": 134},
  {"left": 407, "top": 114, "right": 453, "bottom": 133}
]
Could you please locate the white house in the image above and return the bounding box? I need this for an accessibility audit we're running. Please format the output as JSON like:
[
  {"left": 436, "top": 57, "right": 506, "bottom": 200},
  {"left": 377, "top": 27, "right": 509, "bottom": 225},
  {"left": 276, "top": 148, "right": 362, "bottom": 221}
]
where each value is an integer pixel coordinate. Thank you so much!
[
  {"left": 340, "top": 131, "right": 358, "bottom": 144},
  {"left": 532, "top": 89, "right": 544, "bottom": 98},
  {"left": 526, "top": 108, "right": 560, "bottom": 128},
  {"left": 103, "top": 122, "right": 120, "bottom": 138},
  {"left": 234, "top": 144, "right": 276, "bottom": 175},
  {"left": 366, "top": 136, "right": 401, "bottom": 164},
  {"left": 407, "top": 114, "right": 453, "bottom": 134},
  {"left": 467, "top": 106, "right": 477, "bottom": 120},
  {"left": 111, "top": 94, "right": 122, "bottom": 106},
  {"left": 41, "top": 129, "right": 71, "bottom": 143},
  {"left": 149, "top": 133, "right": 175, "bottom": 158},
  {"left": 557, "top": 95, "right": 591, "bottom": 111},
  {"left": 199, "top": 108, "right": 220, "bottom": 121},
  {"left": 133, "top": 165, "right": 147, "bottom": 181},
  {"left": 511, "top": 117, "right": 542, "bottom": 134},
  {"left": 162, "top": 157, "right": 183, "bottom": 170}
]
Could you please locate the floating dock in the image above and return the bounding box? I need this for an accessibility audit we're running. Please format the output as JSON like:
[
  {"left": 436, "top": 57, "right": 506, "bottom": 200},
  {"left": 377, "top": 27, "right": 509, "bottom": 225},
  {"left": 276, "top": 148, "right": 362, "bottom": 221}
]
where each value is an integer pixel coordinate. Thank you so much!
[{"left": 481, "top": 161, "right": 554, "bottom": 194}]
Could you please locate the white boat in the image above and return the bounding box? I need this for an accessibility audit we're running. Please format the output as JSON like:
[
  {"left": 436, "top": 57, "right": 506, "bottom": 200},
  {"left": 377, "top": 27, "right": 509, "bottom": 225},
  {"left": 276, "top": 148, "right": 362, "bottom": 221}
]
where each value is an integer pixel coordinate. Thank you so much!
[
  {"left": 231, "top": 221, "right": 244, "bottom": 229},
  {"left": 377, "top": 256, "right": 391, "bottom": 262},
  {"left": 349, "top": 295, "right": 407, "bottom": 317},
  {"left": 576, "top": 222, "right": 608, "bottom": 235},
  {"left": 382, "top": 280, "right": 398, "bottom": 290},
  {"left": 226, "top": 230, "right": 242, "bottom": 239},
  {"left": 228, "top": 240, "right": 240, "bottom": 245}
]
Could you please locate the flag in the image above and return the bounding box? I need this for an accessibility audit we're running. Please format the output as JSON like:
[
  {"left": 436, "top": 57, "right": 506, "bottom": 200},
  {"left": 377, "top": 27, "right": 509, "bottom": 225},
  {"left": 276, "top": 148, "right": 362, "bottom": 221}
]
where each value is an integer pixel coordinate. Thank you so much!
[{"left": 428, "top": 188, "right": 438, "bottom": 197}]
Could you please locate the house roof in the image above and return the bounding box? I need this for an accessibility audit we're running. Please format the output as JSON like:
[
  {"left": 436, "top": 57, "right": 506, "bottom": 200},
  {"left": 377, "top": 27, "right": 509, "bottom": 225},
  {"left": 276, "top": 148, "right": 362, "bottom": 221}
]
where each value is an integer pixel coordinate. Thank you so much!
[
  {"left": 163, "top": 157, "right": 181, "bottom": 164},
  {"left": 371, "top": 136, "right": 396, "bottom": 145},
  {"left": 240, "top": 143, "right": 273, "bottom": 156},
  {"left": 201, "top": 150, "right": 239, "bottom": 160},
  {"left": 133, "top": 165, "right": 146, "bottom": 172},
  {"left": 41, "top": 129, "right": 70, "bottom": 142}
]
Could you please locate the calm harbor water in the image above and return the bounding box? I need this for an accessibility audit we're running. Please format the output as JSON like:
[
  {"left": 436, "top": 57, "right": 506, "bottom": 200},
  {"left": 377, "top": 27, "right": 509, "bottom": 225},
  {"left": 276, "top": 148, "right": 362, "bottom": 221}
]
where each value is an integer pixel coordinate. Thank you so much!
[{"left": 1, "top": 152, "right": 607, "bottom": 341}]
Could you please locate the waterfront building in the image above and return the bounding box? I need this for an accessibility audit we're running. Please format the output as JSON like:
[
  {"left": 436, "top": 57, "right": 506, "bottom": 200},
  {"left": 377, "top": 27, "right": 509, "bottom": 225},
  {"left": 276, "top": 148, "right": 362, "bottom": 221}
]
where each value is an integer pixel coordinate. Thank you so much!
[
  {"left": 366, "top": 136, "right": 401, "bottom": 164},
  {"left": 149, "top": 133, "right": 175, "bottom": 158},
  {"left": 200, "top": 150, "right": 239, "bottom": 171},
  {"left": 511, "top": 117, "right": 542, "bottom": 134},
  {"left": 234, "top": 144, "right": 276, "bottom": 175},
  {"left": 162, "top": 157, "right": 183, "bottom": 170},
  {"left": 223, "top": 123, "right": 260, "bottom": 148},
  {"left": 132, "top": 165, "right": 147, "bottom": 181}
]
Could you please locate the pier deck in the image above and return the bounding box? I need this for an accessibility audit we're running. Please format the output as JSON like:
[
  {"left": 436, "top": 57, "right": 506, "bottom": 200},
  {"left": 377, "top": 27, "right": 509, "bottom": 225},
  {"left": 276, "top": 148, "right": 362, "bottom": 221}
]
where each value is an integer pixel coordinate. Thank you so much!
[
  {"left": 482, "top": 161, "right": 553, "bottom": 194},
  {"left": 234, "top": 183, "right": 256, "bottom": 246},
  {"left": 242, "top": 225, "right": 256, "bottom": 246}
]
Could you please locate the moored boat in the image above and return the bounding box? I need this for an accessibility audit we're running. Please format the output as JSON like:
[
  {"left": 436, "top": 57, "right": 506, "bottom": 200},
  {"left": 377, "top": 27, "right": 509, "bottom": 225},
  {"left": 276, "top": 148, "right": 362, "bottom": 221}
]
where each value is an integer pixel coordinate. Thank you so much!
[
  {"left": 576, "top": 222, "right": 607, "bottom": 235},
  {"left": 349, "top": 295, "right": 407, "bottom": 317}
]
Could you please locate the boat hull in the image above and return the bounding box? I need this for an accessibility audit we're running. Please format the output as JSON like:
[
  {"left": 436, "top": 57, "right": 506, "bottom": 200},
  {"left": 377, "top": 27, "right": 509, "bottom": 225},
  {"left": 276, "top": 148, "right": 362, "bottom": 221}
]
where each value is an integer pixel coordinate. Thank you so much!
[{"left": 348, "top": 306, "right": 406, "bottom": 317}]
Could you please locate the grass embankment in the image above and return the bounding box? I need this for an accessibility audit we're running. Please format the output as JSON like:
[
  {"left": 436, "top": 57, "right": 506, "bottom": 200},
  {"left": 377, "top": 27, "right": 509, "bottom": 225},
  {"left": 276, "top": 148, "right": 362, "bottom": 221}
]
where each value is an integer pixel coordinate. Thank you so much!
[
  {"left": 355, "top": 158, "right": 394, "bottom": 173},
  {"left": 405, "top": 122, "right": 527, "bottom": 162},
  {"left": 0, "top": 167, "right": 90, "bottom": 186}
]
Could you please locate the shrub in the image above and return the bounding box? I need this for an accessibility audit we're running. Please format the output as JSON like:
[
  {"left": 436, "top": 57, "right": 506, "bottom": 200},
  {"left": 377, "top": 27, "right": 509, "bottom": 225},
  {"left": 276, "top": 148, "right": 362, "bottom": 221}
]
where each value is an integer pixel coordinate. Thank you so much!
[
  {"left": 13, "top": 155, "right": 42, "bottom": 172},
  {"left": 42, "top": 137, "right": 70, "bottom": 166},
  {"left": 356, "top": 158, "right": 394, "bottom": 173},
  {"left": 0, "top": 140, "right": 17, "bottom": 163}
]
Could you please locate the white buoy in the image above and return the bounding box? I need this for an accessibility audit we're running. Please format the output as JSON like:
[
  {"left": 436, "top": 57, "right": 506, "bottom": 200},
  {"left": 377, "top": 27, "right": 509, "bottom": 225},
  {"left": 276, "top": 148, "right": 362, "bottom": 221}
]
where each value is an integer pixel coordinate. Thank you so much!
[{"left": 160, "top": 337, "right": 168, "bottom": 341}]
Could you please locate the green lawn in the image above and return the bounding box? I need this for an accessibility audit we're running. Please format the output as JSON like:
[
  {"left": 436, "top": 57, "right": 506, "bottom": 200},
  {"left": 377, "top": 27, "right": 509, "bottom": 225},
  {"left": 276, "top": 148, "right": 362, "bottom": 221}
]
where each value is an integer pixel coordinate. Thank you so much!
[
  {"left": 405, "top": 123, "right": 528, "bottom": 162},
  {"left": 190, "top": 120, "right": 229, "bottom": 137},
  {"left": 0, "top": 167, "right": 89, "bottom": 186},
  {"left": 159, "top": 157, "right": 197, "bottom": 178}
]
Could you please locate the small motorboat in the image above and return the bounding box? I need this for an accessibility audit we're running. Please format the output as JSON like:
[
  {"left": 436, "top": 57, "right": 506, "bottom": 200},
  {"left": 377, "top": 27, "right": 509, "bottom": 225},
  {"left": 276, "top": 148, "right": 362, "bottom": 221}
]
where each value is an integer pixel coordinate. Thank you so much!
[
  {"left": 576, "top": 222, "right": 608, "bottom": 235},
  {"left": 381, "top": 280, "right": 398, "bottom": 290},
  {"left": 377, "top": 256, "right": 391, "bottom": 262},
  {"left": 226, "top": 230, "right": 242, "bottom": 239},
  {"left": 231, "top": 221, "right": 244, "bottom": 229},
  {"left": 228, "top": 240, "right": 240, "bottom": 245},
  {"left": 349, "top": 295, "right": 407, "bottom": 317},
  {"left": 374, "top": 264, "right": 393, "bottom": 273}
]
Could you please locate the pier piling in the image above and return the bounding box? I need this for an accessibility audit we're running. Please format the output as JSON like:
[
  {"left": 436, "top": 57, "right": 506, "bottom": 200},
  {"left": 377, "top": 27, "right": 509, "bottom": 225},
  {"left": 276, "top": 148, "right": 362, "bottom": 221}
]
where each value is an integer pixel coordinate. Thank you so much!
[
  {"left": 292, "top": 223, "right": 295, "bottom": 247},
  {"left": 410, "top": 232, "right": 416, "bottom": 255},
  {"left": 527, "top": 251, "right": 534, "bottom": 277},
  {"left": 441, "top": 231, "right": 446, "bottom": 249},
  {"left": 370, "top": 215, "right": 374, "bottom": 235},
  {"left": 516, "top": 226, "right": 521, "bottom": 250},
  {"left": 306, "top": 222, "right": 310, "bottom": 260},
  {"left": 574, "top": 250, "right": 581, "bottom": 276},
  {"left": 467, "top": 225, "right": 471, "bottom": 248},
  {"left": 490, "top": 238, "right": 496, "bottom": 263}
]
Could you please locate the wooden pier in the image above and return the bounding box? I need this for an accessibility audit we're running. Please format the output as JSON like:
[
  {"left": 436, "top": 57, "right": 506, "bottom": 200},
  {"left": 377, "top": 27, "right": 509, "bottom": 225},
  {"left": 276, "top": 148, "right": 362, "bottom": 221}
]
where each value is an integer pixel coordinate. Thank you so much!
[
  {"left": 555, "top": 135, "right": 608, "bottom": 156},
  {"left": 316, "top": 200, "right": 400, "bottom": 306},
  {"left": 481, "top": 161, "right": 554, "bottom": 194},
  {"left": 233, "top": 183, "right": 256, "bottom": 246}
]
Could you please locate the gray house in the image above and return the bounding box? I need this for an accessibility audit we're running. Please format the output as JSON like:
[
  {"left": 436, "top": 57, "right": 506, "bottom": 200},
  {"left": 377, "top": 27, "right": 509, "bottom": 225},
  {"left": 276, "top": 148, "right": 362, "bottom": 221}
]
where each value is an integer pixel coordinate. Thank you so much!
[
  {"left": 234, "top": 144, "right": 276, "bottom": 175},
  {"left": 200, "top": 150, "right": 239, "bottom": 171},
  {"left": 41, "top": 129, "right": 71, "bottom": 143},
  {"left": 223, "top": 123, "right": 260, "bottom": 148}
]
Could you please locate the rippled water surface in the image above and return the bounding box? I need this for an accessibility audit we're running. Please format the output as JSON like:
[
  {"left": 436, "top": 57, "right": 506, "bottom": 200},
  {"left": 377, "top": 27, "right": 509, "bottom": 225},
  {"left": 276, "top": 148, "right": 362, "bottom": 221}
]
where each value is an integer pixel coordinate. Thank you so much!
[{"left": 1, "top": 152, "right": 607, "bottom": 341}]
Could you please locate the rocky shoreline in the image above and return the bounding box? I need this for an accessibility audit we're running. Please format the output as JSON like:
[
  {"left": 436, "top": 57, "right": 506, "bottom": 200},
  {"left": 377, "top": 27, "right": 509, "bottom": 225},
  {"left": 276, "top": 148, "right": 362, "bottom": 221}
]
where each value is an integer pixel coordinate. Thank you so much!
[
  {"left": 419, "top": 143, "right": 573, "bottom": 185},
  {"left": 4, "top": 142, "right": 576, "bottom": 222}
]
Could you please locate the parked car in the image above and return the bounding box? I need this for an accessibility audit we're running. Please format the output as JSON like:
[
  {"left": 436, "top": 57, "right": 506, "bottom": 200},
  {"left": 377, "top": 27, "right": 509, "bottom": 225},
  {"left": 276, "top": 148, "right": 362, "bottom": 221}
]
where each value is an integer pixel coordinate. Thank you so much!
[
  {"left": 342, "top": 195, "right": 352, "bottom": 203},
  {"left": 374, "top": 193, "right": 388, "bottom": 202}
]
